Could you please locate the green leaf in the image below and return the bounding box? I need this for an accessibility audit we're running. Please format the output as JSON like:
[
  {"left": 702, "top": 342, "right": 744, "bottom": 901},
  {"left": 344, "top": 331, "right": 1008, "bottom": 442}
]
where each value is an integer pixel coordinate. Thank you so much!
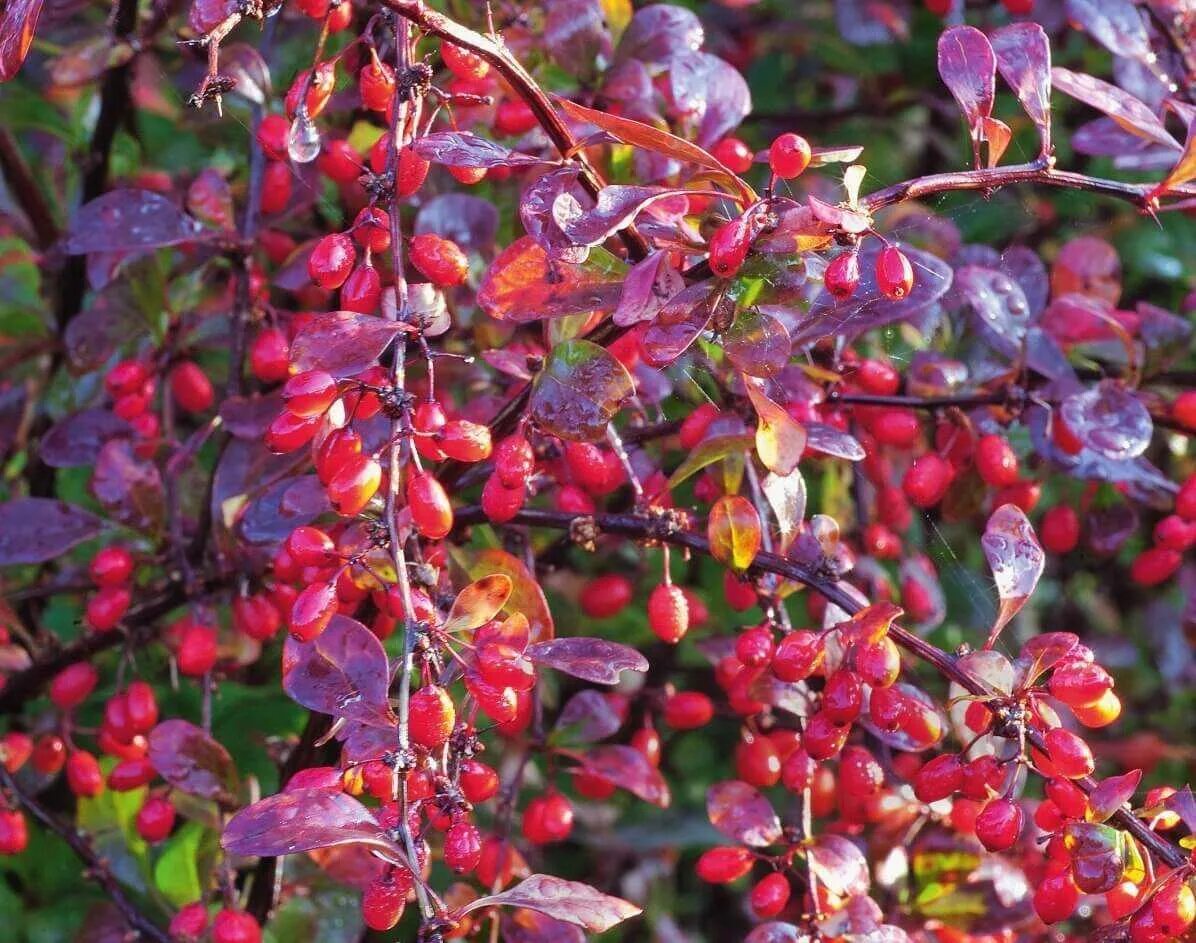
[
  {"left": 667, "top": 433, "right": 752, "bottom": 489},
  {"left": 154, "top": 821, "right": 208, "bottom": 907},
  {"left": 529, "top": 339, "right": 634, "bottom": 442}
]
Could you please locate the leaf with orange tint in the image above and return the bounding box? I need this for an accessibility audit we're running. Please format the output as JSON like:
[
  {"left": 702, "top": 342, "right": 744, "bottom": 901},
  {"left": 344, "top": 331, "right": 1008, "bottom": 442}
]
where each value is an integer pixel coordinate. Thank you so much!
[
  {"left": 477, "top": 236, "right": 627, "bottom": 324},
  {"left": 708, "top": 495, "right": 761, "bottom": 574},
  {"left": 443, "top": 574, "right": 513, "bottom": 634},
  {"left": 557, "top": 97, "right": 754, "bottom": 203},
  {"left": 1086, "top": 769, "right": 1141, "bottom": 824},
  {"left": 981, "top": 504, "right": 1044, "bottom": 649},
  {"left": 0, "top": 0, "right": 43, "bottom": 82},
  {"left": 451, "top": 548, "right": 553, "bottom": 642},
  {"left": 832, "top": 601, "right": 903, "bottom": 646},
  {"left": 744, "top": 377, "right": 806, "bottom": 476}
]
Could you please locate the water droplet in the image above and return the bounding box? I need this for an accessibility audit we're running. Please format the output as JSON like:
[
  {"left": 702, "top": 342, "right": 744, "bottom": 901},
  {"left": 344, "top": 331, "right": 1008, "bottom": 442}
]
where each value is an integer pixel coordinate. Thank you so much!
[
  {"left": 992, "top": 275, "right": 1013, "bottom": 294},
  {"left": 288, "top": 111, "right": 322, "bottom": 164}
]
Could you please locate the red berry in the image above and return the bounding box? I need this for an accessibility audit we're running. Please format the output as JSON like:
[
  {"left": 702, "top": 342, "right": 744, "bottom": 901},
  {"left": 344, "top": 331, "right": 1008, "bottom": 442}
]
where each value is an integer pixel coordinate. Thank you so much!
[
  {"left": 439, "top": 420, "right": 492, "bottom": 463},
  {"left": 409, "top": 685, "right": 455, "bottom": 748},
  {"left": 663, "top": 691, "right": 714, "bottom": 730},
  {"left": 136, "top": 795, "right": 176, "bottom": 842},
  {"left": 259, "top": 160, "right": 292, "bottom": 214},
  {"left": 481, "top": 471, "right": 525, "bottom": 523},
  {"left": 444, "top": 820, "right": 482, "bottom": 873},
  {"left": 90, "top": 545, "right": 133, "bottom": 586},
  {"left": 249, "top": 328, "right": 290, "bottom": 383},
  {"left": 1172, "top": 390, "right": 1196, "bottom": 431},
  {"left": 265, "top": 409, "right": 319, "bottom": 453},
  {"left": 781, "top": 748, "right": 816, "bottom": 793},
  {"left": 736, "top": 626, "right": 775, "bottom": 668},
  {"left": 406, "top": 471, "right": 454, "bottom": 539},
  {"left": 1152, "top": 881, "right": 1196, "bottom": 937},
  {"left": 308, "top": 233, "right": 356, "bottom": 290},
  {"left": 86, "top": 585, "right": 131, "bottom": 632},
  {"left": 1, "top": 732, "right": 32, "bottom": 773},
  {"left": 708, "top": 216, "right": 752, "bottom": 279},
  {"left": 679, "top": 403, "right": 720, "bottom": 449},
  {"left": 66, "top": 750, "right": 104, "bottom": 797},
  {"left": 494, "top": 99, "right": 537, "bottom": 136},
  {"left": 409, "top": 233, "right": 468, "bottom": 287},
  {"left": 1130, "top": 546, "right": 1181, "bottom": 586},
  {"left": 459, "top": 759, "right": 499, "bottom": 803},
  {"left": 824, "top": 251, "right": 860, "bottom": 300},
  {"left": 340, "top": 263, "right": 381, "bottom": 313},
  {"left": 289, "top": 582, "right": 337, "bottom": 642},
  {"left": 170, "top": 361, "right": 214, "bottom": 414},
  {"left": 735, "top": 734, "right": 781, "bottom": 788},
  {"left": 769, "top": 132, "right": 811, "bottom": 179},
  {"left": 579, "top": 574, "right": 633, "bottom": 619},
  {"left": 358, "top": 55, "right": 395, "bottom": 112},
  {"left": 1034, "top": 871, "right": 1079, "bottom": 924},
  {"left": 647, "top": 583, "right": 689, "bottom": 644},
  {"left": 50, "top": 662, "right": 98, "bottom": 710},
  {"left": 169, "top": 902, "right": 209, "bottom": 941},
  {"left": 326, "top": 454, "right": 381, "bottom": 516},
  {"left": 108, "top": 757, "right": 156, "bottom": 791},
  {"left": 0, "top": 810, "right": 27, "bottom": 855},
  {"left": 1040, "top": 505, "right": 1080, "bottom": 554},
  {"left": 1049, "top": 661, "right": 1113, "bottom": 708},
  {"left": 494, "top": 434, "right": 535, "bottom": 488},
  {"left": 442, "top": 42, "right": 490, "bottom": 80},
  {"left": 696, "top": 846, "right": 754, "bottom": 883},
  {"left": 32, "top": 734, "right": 66, "bottom": 774},
  {"left": 177, "top": 622, "right": 218, "bottom": 675},
  {"left": 822, "top": 669, "right": 863, "bottom": 723},
  {"left": 913, "top": 753, "right": 963, "bottom": 803},
  {"left": 802, "top": 710, "right": 849, "bottom": 760},
  {"left": 974, "top": 797, "right": 1023, "bottom": 851},
  {"left": 212, "top": 909, "right": 261, "bottom": 943},
  {"left": 362, "top": 871, "right": 407, "bottom": 931},
  {"left": 772, "top": 630, "right": 824, "bottom": 682},
  {"left": 105, "top": 359, "right": 149, "bottom": 398},
  {"left": 840, "top": 745, "right": 883, "bottom": 796},
  {"left": 875, "top": 245, "right": 914, "bottom": 300},
  {"left": 856, "top": 359, "right": 900, "bottom": 395},
  {"left": 903, "top": 454, "right": 953, "bottom": 508},
  {"left": 975, "top": 434, "right": 1019, "bottom": 487},
  {"left": 723, "top": 570, "right": 758, "bottom": 611},
  {"left": 750, "top": 872, "right": 791, "bottom": 918},
  {"left": 713, "top": 136, "right": 754, "bottom": 174},
  {"left": 282, "top": 370, "right": 338, "bottom": 417},
  {"left": 1043, "top": 728, "right": 1094, "bottom": 779},
  {"left": 522, "top": 793, "right": 573, "bottom": 845},
  {"left": 855, "top": 637, "right": 900, "bottom": 688}
]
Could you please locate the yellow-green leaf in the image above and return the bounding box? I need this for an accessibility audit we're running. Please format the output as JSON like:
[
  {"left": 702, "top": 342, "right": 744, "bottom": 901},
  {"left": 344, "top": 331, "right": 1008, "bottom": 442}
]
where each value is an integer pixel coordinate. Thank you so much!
[{"left": 707, "top": 495, "right": 762, "bottom": 574}]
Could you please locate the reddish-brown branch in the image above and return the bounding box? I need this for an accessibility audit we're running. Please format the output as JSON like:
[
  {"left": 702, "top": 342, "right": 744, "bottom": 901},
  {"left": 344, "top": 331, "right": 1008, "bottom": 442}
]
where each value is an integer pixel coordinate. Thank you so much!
[
  {"left": 0, "top": 130, "right": 58, "bottom": 250},
  {"left": 0, "top": 765, "right": 171, "bottom": 942},
  {"left": 453, "top": 503, "right": 1188, "bottom": 870}
]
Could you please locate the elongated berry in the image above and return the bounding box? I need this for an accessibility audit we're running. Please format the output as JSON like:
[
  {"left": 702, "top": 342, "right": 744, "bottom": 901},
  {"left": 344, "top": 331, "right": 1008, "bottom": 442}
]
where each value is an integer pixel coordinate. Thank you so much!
[
  {"left": 876, "top": 245, "right": 913, "bottom": 299},
  {"left": 647, "top": 583, "right": 689, "bottom": 644}
]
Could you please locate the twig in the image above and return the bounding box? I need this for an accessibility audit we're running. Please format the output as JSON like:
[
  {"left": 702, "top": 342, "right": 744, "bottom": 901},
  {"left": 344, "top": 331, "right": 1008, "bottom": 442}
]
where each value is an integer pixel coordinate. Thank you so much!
[
  {"left": 0, "top": 129, "right": 59, "bottom": 250},
  {"left": 452, "top": 503, "right": 1188, "bottom": 871},
  {"left": 0, "top": 766, "right": 171, "bottom": 942}
]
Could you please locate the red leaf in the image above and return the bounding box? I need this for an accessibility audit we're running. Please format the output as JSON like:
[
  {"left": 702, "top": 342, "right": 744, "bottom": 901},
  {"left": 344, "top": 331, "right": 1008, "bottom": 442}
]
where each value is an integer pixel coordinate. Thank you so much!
[
  {"left": 707, "top": 780, "right": 782, "bottom": 848},
  {"left": 559, "top": 185, "right": 695, "bottom": 248},
  {"left": 938, "top": 27, "right": 996, "bottom": 137},
  {"left": 580, "top": 745, "right": 670, "bottom": 807},
  {"left": 613, "top": 250, "right": 685, "bottom": 327},
  {"left": 222, "top": 788, "right": 405, "bottom": 863},
  {"left": 412, "top": 131, "right": 549, "bottom": 169},
  {"left": 0, "top": 0, "right": 43, "bottom": 82},
  {"left": 724, "top": 309, "right": 791, "bottom": 379},
  {"left": 63, "top": 190, "right": 209, "bottom": 255},
  {"left": 477, "top": 236, "right": 626, "bottom": 324},
  {"left": 981, "top": 504, "right": 1044, "bottom": 649},
  {"left": 148, "top": 720, "right": 238, "bottom": 803},
  {"left": 282, "top": 616, "right": 396, "bottom": 729},
  {"left": 992, "top": 23, "right": 1052, "bottom": 156},
  {"left": 1051, "top": 67, "right": 1178, "bottom": 150},
  {"left": 289, "top": 311, "right": 409, "bottom": 377},
  {"left": 1086, "top": 769, "right": 1142, "bottom": 824},
  {"left": 526, "top": 637, "right": 648, "bottom": 685},
  {"left": 456, "top": 874, "right": 641, "bottom": 934},
  {"left": 0, "top": 498, "right": 104, "bottom": 565},
  {"left": 641, "top": 282, "right": 718, "bottom": 367},
  {"left": 443, "top": 575, "right": 514, "bottom": 634}
]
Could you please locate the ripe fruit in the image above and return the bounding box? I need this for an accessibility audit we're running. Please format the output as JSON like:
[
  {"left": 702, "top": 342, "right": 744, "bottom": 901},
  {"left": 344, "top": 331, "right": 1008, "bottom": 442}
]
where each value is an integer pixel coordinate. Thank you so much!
[
  {"left": 750, "top": 872, "right": 790, "bottom": 918},
  {"left": 212, "top": 909, "right": 261, "bottom": 943},
  {"left": 409, "top": 685, "right": 455, "bottom": 748},
  {"left": 407, "top": 471, "right": 454, "bottom": 539},
  {"left": 481, "top": 472, "right": 524, "bottom": 523},
  {"left": 169, "top": 902, "right": 209, "bottom": 941},
  {"left": 579, "top": 574, "right": 633, "bottom": 619},
  {"left": 822, "top": 670, "right": 863, "bottom": 722},
  {"left": 289, "top": 582, "right": 337, "bottom": 642},
  {"left": 66, "top": 750, "right": 104, "bottom": 797},
  {"left": 90, "top": 546, "right": 133, "bottom": 586},
  {"left": 1049, "top": 661, "right": 1113, "bottom": 708},
  {"left": 1151, "top": 881, "right": 1195, "bottom": 937},
  {"left": 875, "top": 245, "right": 914, "bottom": 300},
  {"left": 855, "top": 637, "right": 900, "bottom": 688},
  {"left": 736, "top": 626, "right": 774, "bottom": 668},
  {"left": 1, "top": 733, "right": 31, "bottom": 773},
  {"left": 326, "top": 454, "right": 382, "bottom": 516},
  {"left": 903, "top": 454, "right": 953, "bottom": 508},
  {"left": 696, "top": 846, "right": 754, "bottom": 883},
  {"left": 459, "top": 759, "right": 499, "bottom": 803},
  {"left": 0, "top": 810, "right": 27, "bottom": 855},
  {"left": 713, "top": 136, "right": 754, "bottom": 174},
  {"left": 170, "top": 361, "right": 214, "bottom": 413},
  {"left": 647, "top": 583, "right": 689, "bottom": 643},
  {"left": 522, "top": 793, "right": 573, "bottom": 845},
  {"left": 283, "top": 370, "right": 338, "bottom": 417},
  {"left": 735, "top": 734, "right": 781, "bottom": 788},
  {"left": 439, "top": 420, "right": 492, "bottom": 462},
  {"left": 494, "top": 99, "right": 537, "bottom": 136},
  {"left": 494, "top": 434, "right": 534, "bottom": 487},
  {"left": 913, "top": 753, "right": 963, "bottom": 803},
  {"left": 1130, "top": 547, "right": 1181, "bottom": 586},
  {"left": 177, "top": 622, "right": 219, "bottom": 675},
  {"left": 308, "top": 233, "right": 356, "bottom": 290},
  {"left": 1043, "top": 728, "right": 1095, "bottom": 779},
  {"left": 772, "top": 630, "right": 824, "bottom": 682},
  {"left": 442, "top": 42, "right": 490, "bottom": 80},
  {"left": 974, "top": 797, "right": 1023, "bottom": 851},
  {"left": 1040, "top": 505, "right": 1080, "bottom": 554},
  {"left": 1033, "top": 871, "right": 1079, "bottom": 924},
  {"left": 1172, "top": 390, "right": 1196, "bottom": 431},
  {"left": 663, "top": 691, "right": 714, "bottom": 729},
  {"left": 410, "top": 233, "right": 469, "bottom": 287},
  {"left": 708, "top": 216, "right": 752, "bottom": 278},
  {"left": 444, "top": 820, "right": 482, "bottom": 873},
  {"left": 362, "top": 871, "right": 407, "bottom": 931},
  {"left": 768, "top": 132, "right": 811, "bottom": 179},
  {"left": 50, "top": 662, "right": 98, "bottom": 710},
  {"left": 840, "top": 745, "right": 883, "bottom": 796},
  {"left": 136, "top": 795, "right": 176, "bottom": 842},
  {"left": 975, "top": 434, "right": 1019, "bottom": 488},
  {"left": 86, "top": 585, "right": 131, "bottom": 632},
  {"left": 250, "top": 328, "right": 289, "bottom": 383},
  {"left": 802, "top": 711, "right": 849, "bottom": 760},
  {"left": 824, "top": 250, "right": 860, "bottom": 300},
  {"left": 32, "top": 735, "right": 66, "bottom": 774}
]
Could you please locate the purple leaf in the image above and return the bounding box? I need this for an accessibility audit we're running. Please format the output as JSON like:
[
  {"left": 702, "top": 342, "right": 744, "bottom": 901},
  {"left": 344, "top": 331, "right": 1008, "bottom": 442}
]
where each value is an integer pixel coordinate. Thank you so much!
[
  {"left": 148, "top": 720, "right": 238, "bottom": 803},
  {"left": 289, "top": 311, "right": 408, "bottom": 377},
  {"left": 40, "top": 410, "right": 132, "bottom": 468},
  {"left": 724, "top": 308, "right": 791, "bottom": 379},
  {"left": 221, "top": 42, "right": 271, "bottom": 105},
  {"left": 415, "top": 194, "right": 499, "bottom": 252},
  {"left": 804, "top": 422, "right": 865, "bottom": 461},
  {"left": 412, "top": 131, "right": 548, "bottom": 170},
  {"left": 240, "top": 475, "right": 330, "bottom": 545},
  {"left": 807, "top": 195, "right": 871, "bottom": 234},
  {"left": 613, "top": 250, "right": 685, "bottom": 327},
  {"left": 807, "top": 835, "right": 869, "bottom": 897},
  {"left": 222, "top": 788, "right": 405, "bottom": 862},
  {"left": 668, "top": 51, "right": 752, "bottom": 148},
  {"left": 1018, "top": 632, "right": 1081, "bottom": 682},
  {"left": 991, "top": 23, "right": 1052, "bottom": 156},
  {"left": 707, "top": 780, "right": 782, "bottom": 848},
  {"left": 0, "top": 0, "right": 43, "bottom": 82},
  {"left": 219, "top": 394, "right": 283, "bottom": 440},
  {"left": 558, "top": 186, "right": 691, "bottom": 248},
  {"left": 796, "top": 243, "right": 953, "bottom": 347},
  {"left": 1051, "top": 67, "right": 1178, "bottom": 150},
  {"left": 528, "top": 339, "right": 635, "bottom": 442},
  {"left": 951, "top": 266, "right": 1032, "bottom": 358},
  {"left": 580, "top": 745, "right": 670, "bottom": 807},
  {"left": 478, "top": 236, "right": 626, "bottom": 323},
  {"left": 64, "top": 190, "right": 208, "bottom": 255},
  {"left": 614, "top": 6, "right": 702, "bottom": 66},
  {"left": 641, "top": 282, "right": 719, "bottom": 367},
  {"left": 544, "top": 0, "right": 611, "bottom": 81},
  {"left": 1059, "top": 381, "right": 1153, "bottom": 461},
  {"left": 0, "top": 498, "right": 103, "bottom": 565},
  {"left": 745, "top": 925, "right": 804, "bottom": 943},
  {"left": 526, "top": 637, "right": 649, "bottom": 685},
  {"left": 999, "top": 246, "right": 1049, "bottom": 317},
  {"left": 1064, "top": 0, "right": 1153, "bottom": 67},
  {"left": 64, "top": 278, "right": 145, "bottom": 371},
  {"left": 1086, "top": 769, "right": 1142, "bottom": 824},
  {"left": 500, "top": 912, "right": 585, "bottom": 943},
  {"left": 834, "top": 0, "right": 911, "bottom": 46},
  {"left": 554, "top": 690, "right": 624, "bottom": 743},
  {"left": 282, "top": 615, "right": 395, "bottom": 728},
  {"left": 520, "top": 167, "right": 590, "bottom": 264},
  {"left": 91, "top": 439, "right": 165, "bottom": 532},
  {"left": 938, "top": 26, "right": 996, "bottom": 156},
  {"left": 981, "top": 504, "right": 1044, "bottom": 649},
  {"left": 457, "top": 874, "right": 641, "bottom": 934},
  {"left": 1162, "top": 786, "right": 1196, "bottom": 835}
]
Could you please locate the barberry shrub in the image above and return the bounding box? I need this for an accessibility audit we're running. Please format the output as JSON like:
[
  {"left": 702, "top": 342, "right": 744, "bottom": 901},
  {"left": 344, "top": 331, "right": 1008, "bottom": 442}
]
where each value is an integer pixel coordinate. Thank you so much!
[{"left": 0, "top": 1, "right": 1194, "bottom": 941}]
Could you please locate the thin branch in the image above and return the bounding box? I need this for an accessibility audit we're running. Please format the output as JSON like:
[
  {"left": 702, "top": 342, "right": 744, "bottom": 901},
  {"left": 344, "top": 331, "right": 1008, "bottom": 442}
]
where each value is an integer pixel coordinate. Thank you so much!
[
  {"left": 452, "top": 503, "right": 1188, "bottom": 871},
  {"left": 0, "top": 129, "right": 59, "bottom": 249},
  {"left": 0, "top": 766, "right": 170, "bottom": 942}
]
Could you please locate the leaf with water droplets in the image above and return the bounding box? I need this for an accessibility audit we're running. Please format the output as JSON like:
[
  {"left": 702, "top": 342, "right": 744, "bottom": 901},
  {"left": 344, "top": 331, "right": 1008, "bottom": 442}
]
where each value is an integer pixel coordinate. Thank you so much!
[
  {"left": 148, "top": 720, "right": 238, "bottom": 804},
  {"left": 992, "top": 22, "right": 1052, "bottom": 156},
  {"left": 668, "top": 50, "right": 752, "bottom": 149},
  {"left": 526, "top": 637, "right": 648, "bottom": 685},
  {"left": 951, "top": 266, "right": 1032, "bottom": 359},
  {"left": 580, "top": 745, "right": 670, "bottom": 807},
  {"left": 1064, "top": 0, "right": 1153, "bottom": 68},
  {"left": 1051, "top": 67, "right": 1178, "bottom": 150},
  {"left": 808, "top": 834, "right": 870, "bottom": 897},
  {"left": 613, "top": 250, "right": 685, "bottom": 327},
  {"left": 981, "top": 504, "right": 1044, "bottom": 649},
  {"left": 64, "top": 190, "right": 209, "bottom": 255},
  {"left": 457, "top": 874, "right": 641, "bottom": 933},
  {"left": 804, "top": 423, "right": 865, "bottom": 461},
  {"left": 762, "top": 468, "right": 805, "bottom": 553},
  {"left": 707, "top": 780, "right": 782, "bottom": 847},
  {"left": 708, "top": 495, "right": 762, "bottom": 574},
  {"left": 478, "top": 237, "right": 627, "bottom": 323},
  {"left": 641, "top": 282, "right": 720, "bottom": 367},
  {"left": 614, "top": 5, "right": 702, "bottom": 66},
  {"left": 222, "top": 788, "right": 405, "bottom": 862},
  {"left": 282, "top": 616, "right": 395, "bottom": 729},
  {"left": 724, "top": 308, "right": 791, "bottom": 379},
  {"left": 289, "top": 311, "right": 409, "bottom": 377},
  {"left": 529, "top": 339, "right": 634, "bottom": 442},
  {"left": 443, "top": 575, "right": 513, "bottom": 634},
  {"left": 558, "top": 185, "right": 692, "bottom": 248},
  {"left": 412, "top": 131, "right": 549, "bottom": 170},
  {"left": 1059, "top": 381, "right": 1152, "bottom": 461}
]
